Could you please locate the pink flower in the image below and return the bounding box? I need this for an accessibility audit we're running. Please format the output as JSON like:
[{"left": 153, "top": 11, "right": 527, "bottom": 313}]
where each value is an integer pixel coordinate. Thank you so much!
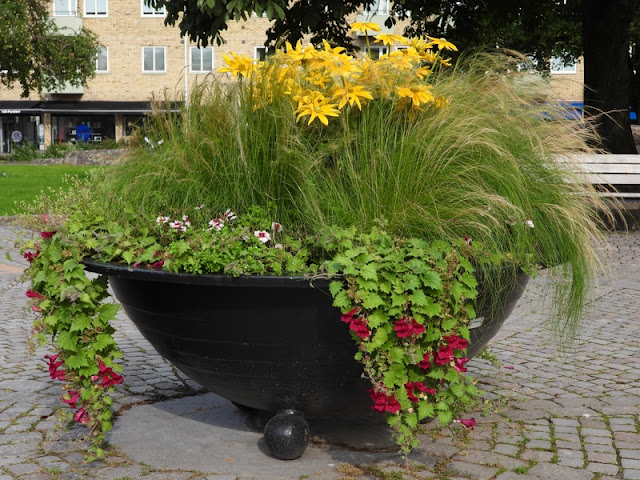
[
  {"left": 393, "top": 317, "right": 424, "bottom": 338},
  {"left": 156, "top": 216, "right": 170, "bottom": 224},
  {"left": 62, "top": 391, "right": 81, "bottom": 409},
  {"left": 405, "top": 382, "right": 436, "bottom": 403},
  {"left": 453, "top": 357, "right": 469, "bottom": 373},
  {"left": 26, "top": 290, "right": 46, "bottom": 300},
  {"left": 194, "top": 204, "right": 205, "bottom": 210},
  {"left": 74, "top": 405, "right": 90, "bottom": 424},
  {"left": 23, "top": 251, "right": 39, "bottom": 263},
  {"left": 464, "top": 236, "right": 472, "bottom": 245},
  {"left": 271, "top": 222, "right": 283, "bottom": 232},
  {"left": 434, "top": 343, "right": 454, "bottom": 366},
  {"left": 44, "top": 354, "right": 65, "bottom": 380},
  {"left": 418, "top": 351, "right": 432, "bottom": 370},
  {"left": 368, "top": 389, "right": 401, "bottom": 413},
  {"left": 97, "top": 360, "right": 124, "bottom": 388},
  {"left": 182, "top": 215, "right": 191, "bottom": 226},
  {"left": 524, "top": 219, "right": 535, "bottom": 228},
  {"left": 349, "top": 317, "right": 370, "bottom": 339},
  {"left": 40, "top": 231, "right": 56, "bottom": 239},
  {"left": 454, "top": 418, "right": 477, "bottom": 430},
  {"left": 443, "top": 335, "right": 468, "bottom": 352},
  {"left": 274, "top": 243, "right": 283, "bottom": 249},
  {"left": 148, "top": 259, "right": 165, "bottom": 269},
  {"left": 254, "top": 231, "right": 270, "bottom": 243},
  {"left": 340, "top": 308, "right": 359, "bottom": 323}
]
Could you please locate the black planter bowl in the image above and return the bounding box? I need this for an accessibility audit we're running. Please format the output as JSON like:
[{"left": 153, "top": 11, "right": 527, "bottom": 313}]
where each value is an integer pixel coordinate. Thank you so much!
[{"left": 83, "top": 260, "right": 528, "bottom": 459}]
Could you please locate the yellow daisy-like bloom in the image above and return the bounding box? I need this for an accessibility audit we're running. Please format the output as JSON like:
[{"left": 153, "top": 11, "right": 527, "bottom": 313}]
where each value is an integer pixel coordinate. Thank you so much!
[
  {"left": 333, "top": 83, "right": 374, "bottom": 110},
  {"left": 439, "top": 57, "right": 452, "bottom": 67},
  {"left": 415, "top": 65, "right": 431, "bottom": 79},
  {"left": 284, "top": 40, "right": 316, "bottom": 62},
  {"left": 321, "top": 39, "right": 346, "bottom": 55},
  {"left": 434, "top": 96, "right": 449, "bottom": 109},
  {"left": 374, "top": 33, "right": 409, "bottom": 47},
  {"left": 350, "top": 21, "right": 382, "bottom": 35},
  {"left": 396, "top": 85, "right": 435, "bottom": 107},
  {"left": 382, "top": 52, "right": 414, "bottom": 71},
  {"left": 426, "top": 36, "right": 458, "bottom": 52},
  {"left": 218, "top": 52, "right": 256, "bottom": 78},
  {"left": 306, "top": 71, "right": 332, "bottom": 89},
  {"left": 295, "top": 93, "right": 340, "bottom": 126}
]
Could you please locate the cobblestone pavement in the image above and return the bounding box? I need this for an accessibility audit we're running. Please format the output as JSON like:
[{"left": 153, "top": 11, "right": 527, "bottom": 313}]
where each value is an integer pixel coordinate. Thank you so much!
[{"left": 2, "top": 222, "right": 640, "bottom": 480}]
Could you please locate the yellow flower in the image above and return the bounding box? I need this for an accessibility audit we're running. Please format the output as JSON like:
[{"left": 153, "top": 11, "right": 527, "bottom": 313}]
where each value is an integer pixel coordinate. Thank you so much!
[
  {"left": 218, "top": 52, "right": 255, "bottom": 78},
  {"left": 426, "top": 36, "right": 458, "bottom": 52},
  {"left": 396, "top": 85, "right": 435, "bottom": 107},
  {"left": 434, "top": 96, "right": 449, "bottom": 109},
  {"left": 333, "top": 83, "right": 374, "bottom": 110},
  {"left": 321, "top": 39, "right": 346, "bottom": 55},
  {"left": 295, "top": 93, "right": 340, "bottom": 125},
  {"left": 439, "top": 57, "right": 452, "bottom": 67},
  {"left": 374, "top": 34, "right": 409, "bottom": 47},
  {"left": 284, "top": 40, "right": 316, "bottom": 62},
  {"left": 306, "top": 71, "right": 332, "bottom": 89},
  {"left": 350, "top": 21, "right": 382, "bottom": 35},
  {"left": 415, "top": 66, "right": 431, "bottom": 79}
]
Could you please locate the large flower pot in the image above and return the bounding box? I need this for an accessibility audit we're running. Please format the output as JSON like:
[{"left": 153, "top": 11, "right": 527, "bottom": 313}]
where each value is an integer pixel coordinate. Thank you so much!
[{"left": 83, "top": 260, "right": 528, "bottom": 459}]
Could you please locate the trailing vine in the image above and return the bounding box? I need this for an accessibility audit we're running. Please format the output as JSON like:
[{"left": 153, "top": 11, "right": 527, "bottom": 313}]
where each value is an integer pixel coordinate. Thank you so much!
[{"left": 20, "top": 208, "right": 503, "bottom": 459}]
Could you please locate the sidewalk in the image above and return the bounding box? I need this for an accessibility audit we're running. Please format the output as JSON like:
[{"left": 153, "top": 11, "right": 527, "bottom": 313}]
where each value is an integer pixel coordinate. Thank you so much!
[{"left": 1, "top": 223, "right": 640, "bottom": 480}]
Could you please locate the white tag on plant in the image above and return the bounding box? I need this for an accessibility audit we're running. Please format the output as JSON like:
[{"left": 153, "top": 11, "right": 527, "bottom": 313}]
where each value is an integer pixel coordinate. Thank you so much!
[{"left": 469, "top": 317, "right": 485, "bottom": 330}]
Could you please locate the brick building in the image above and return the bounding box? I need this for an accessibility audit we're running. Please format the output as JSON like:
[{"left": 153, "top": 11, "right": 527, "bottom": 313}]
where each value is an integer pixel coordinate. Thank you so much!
[{"left": 0, "top": 0, "right": 582, "bottom": 153}]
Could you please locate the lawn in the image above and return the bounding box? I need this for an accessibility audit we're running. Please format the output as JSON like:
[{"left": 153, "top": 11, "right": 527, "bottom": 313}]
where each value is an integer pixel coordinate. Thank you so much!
[{"left": 0, "top": 164, "right": 98, "bottom": 215}]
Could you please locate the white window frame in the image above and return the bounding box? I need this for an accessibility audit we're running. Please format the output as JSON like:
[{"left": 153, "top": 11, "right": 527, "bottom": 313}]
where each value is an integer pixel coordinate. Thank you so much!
[
  {"left": 141, "top": 0, "right": 165, "bottom": 17},
  {"left": 254, "top": 46, "right": 268, "bottom": 61},
  {"left": 366, "top": 45, "right": 388, "bottom": 60},
  {"left": 550, "top": 56, "right": 577, "bottom": 75},
  {"left": 95, "top": 46, "right": 109, "bottom": 73},
  {"left": 189, "top": 46, "right": 213, "bottom": 73},
  {"left": 142, "top": 46, "right": 166, "bottom": 73},
  {"left": 365, "top": 0, "right": 389, "bottom": 15},
  {"left": 84, "top": 0, "right": 107, "bottom": 16},
  {"left": 53, "top": 0, "right": 78, "bottom": 16}
]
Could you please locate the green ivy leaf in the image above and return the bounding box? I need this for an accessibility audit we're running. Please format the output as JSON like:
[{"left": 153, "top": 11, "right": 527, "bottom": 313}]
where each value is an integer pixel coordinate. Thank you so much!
[
  {"left": 441, "top": 317, "right": 458, "bottom": 332},
  {"left": 57, "top": 331, "right": 79, "bottom": 352},
  {"left": 361, "top": 292, "right": 384, "bottom": 309},
  {"left": 94, "top": 333, "right": 116, "bottom": 352},
  {"left": 359, "top": 263, "right": 378, "bottom": 281},
  {"left": 66, "top": 354, "right": 90, "bottom": 369},
  {"left": 332, "top": 290, "right": 351, "bottom": 309},
  {"left": 408, "top": 289, "right": 428, "bottom": 306},
  {"left": 389, "top": 346, "right": 405, "bottom": 363},
  {"left": 367, "top": 328, "right": 388, "bottom": 351},
  {"left": 329, "top": 280, "right": 343, "bottom": 297},
  {"left": 437, "top": 409, "right": 453, "bottom": 426},
  {"left": 70, "top": 315, "right": 92, "bottom": 332},
  {"left": 367, "top": 309, "right": 388, "bottom": 329},
  {"left": 418, "top": 402, "right": 435, "bottom": 420},
  {"left": 122, "top": 250, "right": 134, "bottom": 265},
  {"left": 422, "top": 270, "right": 443, "bottom": 290}
]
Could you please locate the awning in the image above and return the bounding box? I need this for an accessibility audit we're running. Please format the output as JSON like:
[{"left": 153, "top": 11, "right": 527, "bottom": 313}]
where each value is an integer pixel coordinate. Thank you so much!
[{"left": 0, "top": 100, "right": 181, "bottom": 115}]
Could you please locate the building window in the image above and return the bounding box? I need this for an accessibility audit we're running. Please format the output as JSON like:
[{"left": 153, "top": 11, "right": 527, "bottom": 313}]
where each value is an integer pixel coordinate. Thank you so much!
[
  {"left": 96, "top": 47, "right": 108, "bottom": 73},
  {"left": 190, "top": 47, "right": 213, "bottom": 73},
  {"left": 141, "top": 0, "right": 165, "bottom": 16},
  {"left": 366, "top": 46, "right": 388, "bottom": 60},
  {"left": 142, "top": 46, "right": 166, "bottom": 73},
  {"left": 54, "top": 0, "right": 77, "bottom": 16},
  {"left": 254, "top": 46, "right": 275, "bottom": 61},
  {"left": 365, "top": 0, "right": 389, "bottom": 15},
  {"left": 84, "top": 0, "right": 107, "bottom": 16},
  {"left": 550, "top": 56, "right": 576, "bottom": 74}
]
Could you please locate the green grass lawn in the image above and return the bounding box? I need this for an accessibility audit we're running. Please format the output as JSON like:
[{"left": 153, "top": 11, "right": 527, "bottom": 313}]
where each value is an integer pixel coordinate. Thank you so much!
[{"left": 0, "top": 164, "right": 97, "bottom": 215}]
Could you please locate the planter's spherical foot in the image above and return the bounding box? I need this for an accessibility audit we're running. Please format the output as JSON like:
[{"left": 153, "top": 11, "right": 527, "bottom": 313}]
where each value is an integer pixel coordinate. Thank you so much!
[{"left": 264, "top": 409, "right": 310, "bottom": 460}]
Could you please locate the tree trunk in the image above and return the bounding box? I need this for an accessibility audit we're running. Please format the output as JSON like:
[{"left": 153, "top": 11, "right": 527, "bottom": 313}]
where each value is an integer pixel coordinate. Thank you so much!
[{"left": 583, "top": 0, "right": 637, "bottom": 153}]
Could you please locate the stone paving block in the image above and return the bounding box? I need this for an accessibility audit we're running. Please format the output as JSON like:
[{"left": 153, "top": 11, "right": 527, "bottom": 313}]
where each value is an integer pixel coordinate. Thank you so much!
[
  {"left": 519, "top": 449, "right": 555, "bottom": 462},
  {"left": 448, "top": 460, "right": 500, "bottom": 480},
  {"left": 622, "top": 459, "right": 640, "bottom": 469},
  {"left": 624, "top": 469, "right": 640, "bottom": 480},
  {"left": 557, "top": 449, "right": 585, "bottom": 468},
  {"left": 621, "top": 450, "right": 640, "bottom": 460},
  {"left": 492, "top": 443, "right": 520, "bottom": 457},
  {"left": 527, "top": 462, "right": 594, "bottom": 480},
  {"left": 587, "top": 452, "right": 618, "bottom": 464},
  {"left": 5, "top": 462, "right": 41, "bottom": 475},
  {"left": 581, "top": 427, "right": 611, "bottom": 437},
  {"left": 583, "top": 435, "right": 613, "bottom": 445},
  {"left": 586, "top": 462, "right": 619, "bottom": 475}
]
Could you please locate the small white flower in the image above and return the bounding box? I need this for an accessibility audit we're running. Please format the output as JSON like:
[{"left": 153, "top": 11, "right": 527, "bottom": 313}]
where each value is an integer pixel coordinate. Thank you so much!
[
  {"left": 208, "top": 219, "right": 224, "bottom": 231},
  {"left": 254, "top": 230, "right": 270, "bottom": 243},
  {"left": 525, "top": 219, "right": 535, "bottom": 228},
  {"left": 194, "top": 204, "right": 205, "bottom": 210},
  {"left": 271, "top": 222, "right": 283, "bottom": 232},
  {"left": 274, "top": 243, "right": 283, "bottom": 249},
  {"left": 156, "top": 216, "right": 170, "bottom": 224},
  {"left": 223, "top": 209, "right": 237, "bottom": 221},
  {"left": 169, "top": 221, "right": 187, "bottom": 232},
  {"left": 182, "top": 215, "right": 191, "bottom": 227}
]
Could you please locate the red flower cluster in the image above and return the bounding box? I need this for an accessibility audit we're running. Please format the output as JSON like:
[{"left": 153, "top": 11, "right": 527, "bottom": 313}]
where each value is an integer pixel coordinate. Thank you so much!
[
  {"left": 434, "top": 335, "right": 469, "bottom": 366},
  {"left": 393, "top": 317, "right": 425, "bottom": 339},
  {"left": 92, "top": 360, "right": 124, "bottom": 388},
  {"left": 23, "top": 250, "right": 39, "bottom": 263},
  {"left": 405, "top": 381, "right": 436, "bottom": 403},
  {"left": 40, "top": 231, "right": 56, "bottom": 239},
  {"left": 453, "top": 357, "right": 469, "bottom": 372},
  {"left": 74, "top": 405, "right": 90, "bottom": 424},
  {"left": 418, "top": 351, "right": 432, "bottom": 370},
  {"left": 368, "top": 388, "right": 401, "bottom": 413},
  {"left": 44, "top": 354, "right": 66, "bottom": 381},
  {"left": 340, "top": 308, "right": 370, "bottom": 339}
]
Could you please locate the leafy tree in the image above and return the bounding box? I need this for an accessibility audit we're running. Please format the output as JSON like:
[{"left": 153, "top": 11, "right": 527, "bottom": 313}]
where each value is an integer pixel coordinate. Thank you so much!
[
  {"left": 156, "top": 0, "right": 639, "bottom": 152},
  {"left": 0, "top": 0, "right": 100, "bottom": 97}
]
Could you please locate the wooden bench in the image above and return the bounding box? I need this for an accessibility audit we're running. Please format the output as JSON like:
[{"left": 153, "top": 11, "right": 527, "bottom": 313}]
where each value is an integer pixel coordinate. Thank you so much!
[{"left": 560, "top": 154, "right": 640, "bottom": 199}]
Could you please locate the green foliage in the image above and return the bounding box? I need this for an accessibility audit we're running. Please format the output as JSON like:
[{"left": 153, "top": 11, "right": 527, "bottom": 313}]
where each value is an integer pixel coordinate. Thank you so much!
[
  {"left": 0, "top": 0, "right": 100, "bottom": 97},
  {"left": 325, "top": 226, "right": 487, "bottom": 453}
]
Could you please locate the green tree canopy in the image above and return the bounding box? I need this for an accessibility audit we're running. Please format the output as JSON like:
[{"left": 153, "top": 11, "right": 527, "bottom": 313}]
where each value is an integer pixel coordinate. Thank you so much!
[{"left": 0, "top": 0, "right": 100, "bottom": 97}]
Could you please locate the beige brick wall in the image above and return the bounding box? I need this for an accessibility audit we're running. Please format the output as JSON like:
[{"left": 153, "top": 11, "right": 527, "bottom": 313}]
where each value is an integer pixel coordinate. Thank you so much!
[
  {"left": 0, "top": 1, "right": 582, "bottom": 104},
  {"left": 549, "top": 57, "right": 584, "bottom": 103}
]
